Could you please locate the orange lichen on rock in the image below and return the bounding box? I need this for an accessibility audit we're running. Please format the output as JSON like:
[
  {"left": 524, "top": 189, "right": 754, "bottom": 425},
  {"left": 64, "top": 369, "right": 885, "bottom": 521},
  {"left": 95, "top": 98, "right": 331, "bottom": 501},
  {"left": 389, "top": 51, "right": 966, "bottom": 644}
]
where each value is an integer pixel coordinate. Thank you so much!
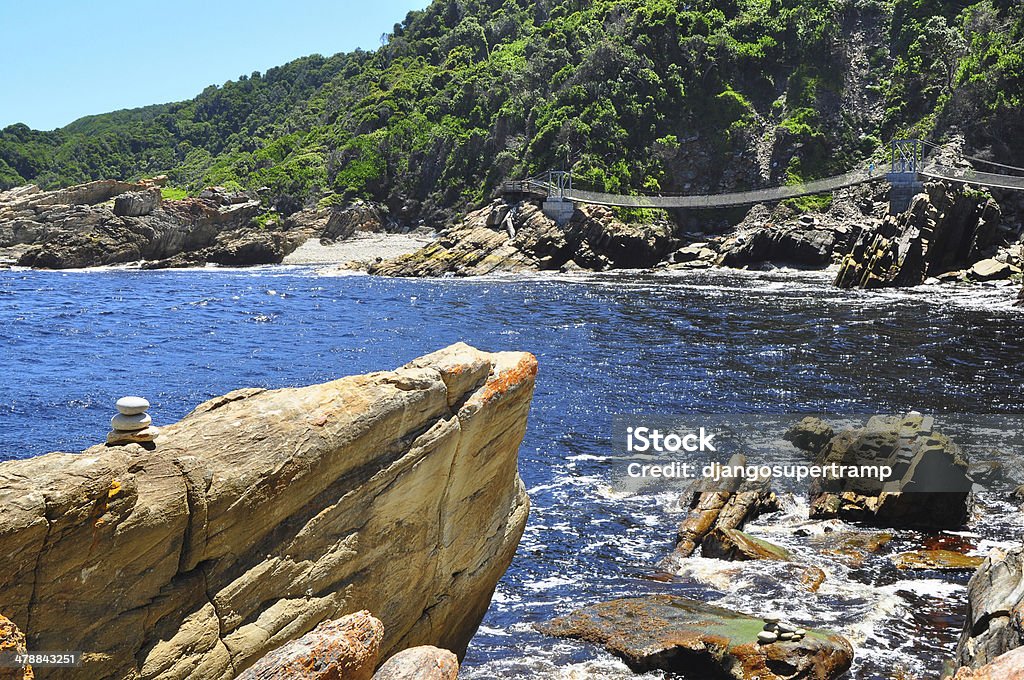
[
  {"left": 0, "top": 614, "right": 34, "bottom": 680},
  {"left": 482, "top": 354, "right": 538, "bottom": 404}
]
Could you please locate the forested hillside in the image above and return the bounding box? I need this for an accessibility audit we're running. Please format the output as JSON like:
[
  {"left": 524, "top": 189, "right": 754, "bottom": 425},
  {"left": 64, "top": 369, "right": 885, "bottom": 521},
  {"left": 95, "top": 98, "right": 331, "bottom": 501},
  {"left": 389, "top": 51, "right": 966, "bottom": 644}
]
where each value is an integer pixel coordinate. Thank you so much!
[{"left": 2, "top": 0, "right": 1021, "bottom": 223}]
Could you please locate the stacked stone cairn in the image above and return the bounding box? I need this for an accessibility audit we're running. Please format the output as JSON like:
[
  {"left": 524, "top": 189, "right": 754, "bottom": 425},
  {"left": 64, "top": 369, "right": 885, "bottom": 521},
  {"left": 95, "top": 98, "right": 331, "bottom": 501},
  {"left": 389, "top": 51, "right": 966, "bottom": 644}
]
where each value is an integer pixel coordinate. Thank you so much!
[
  {"left": 107, "top": 396, "right": 160, "bottom": 445},
  {"left": 757, "top": 616, "right": 807, "bottom": 644}
]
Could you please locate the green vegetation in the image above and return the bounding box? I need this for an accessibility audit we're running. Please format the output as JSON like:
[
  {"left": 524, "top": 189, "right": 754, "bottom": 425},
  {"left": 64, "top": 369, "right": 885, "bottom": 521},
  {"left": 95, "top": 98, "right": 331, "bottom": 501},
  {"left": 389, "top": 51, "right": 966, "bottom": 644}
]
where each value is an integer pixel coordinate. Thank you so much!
[{"left": 1, "top": 0, "right": 1022, "bottom": 222}]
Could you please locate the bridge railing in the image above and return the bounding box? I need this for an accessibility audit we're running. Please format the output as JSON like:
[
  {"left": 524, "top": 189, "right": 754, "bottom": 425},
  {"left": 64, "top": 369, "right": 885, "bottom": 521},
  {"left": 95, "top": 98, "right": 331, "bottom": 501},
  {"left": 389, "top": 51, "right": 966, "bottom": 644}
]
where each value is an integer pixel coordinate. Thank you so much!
[
  {"left": 921, "top": 163, "right": 1024, "bottom": 192},
  {"left": 524, "top": 167, "right": 884, "bottom": 209}
]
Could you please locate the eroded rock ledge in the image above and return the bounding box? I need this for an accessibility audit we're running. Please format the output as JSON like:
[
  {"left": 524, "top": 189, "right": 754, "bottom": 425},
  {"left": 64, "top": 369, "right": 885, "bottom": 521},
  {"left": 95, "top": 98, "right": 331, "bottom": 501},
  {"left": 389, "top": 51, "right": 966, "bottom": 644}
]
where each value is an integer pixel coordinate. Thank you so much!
[{"left": 0, "top": 343, "right": 535, "bottom": 679}]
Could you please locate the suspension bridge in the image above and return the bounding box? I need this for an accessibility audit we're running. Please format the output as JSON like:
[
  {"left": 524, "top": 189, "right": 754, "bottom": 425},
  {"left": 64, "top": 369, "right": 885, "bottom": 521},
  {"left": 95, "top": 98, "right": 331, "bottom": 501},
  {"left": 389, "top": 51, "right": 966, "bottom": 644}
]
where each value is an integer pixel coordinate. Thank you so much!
[{"left": 500, "top": 139, "right": 1024, "bottom": 223}]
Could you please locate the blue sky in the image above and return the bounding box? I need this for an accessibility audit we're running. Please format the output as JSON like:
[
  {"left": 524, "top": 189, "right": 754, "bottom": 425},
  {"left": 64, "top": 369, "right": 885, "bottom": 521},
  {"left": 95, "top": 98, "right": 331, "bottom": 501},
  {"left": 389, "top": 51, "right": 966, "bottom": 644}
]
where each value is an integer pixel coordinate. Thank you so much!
[{"left": 0, "top": 0, "right": 430, "bottom": 131}]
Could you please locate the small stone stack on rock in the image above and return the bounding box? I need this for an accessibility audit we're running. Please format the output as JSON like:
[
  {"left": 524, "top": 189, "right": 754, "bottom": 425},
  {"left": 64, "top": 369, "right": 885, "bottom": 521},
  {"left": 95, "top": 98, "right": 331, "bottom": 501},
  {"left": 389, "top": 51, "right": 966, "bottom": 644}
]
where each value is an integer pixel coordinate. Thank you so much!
[
  {"left": 107, "top": 397, "right": 159, "bottom": 445},
  {"left": 757, "top": 616, "right": 807, "bottom": 644}
]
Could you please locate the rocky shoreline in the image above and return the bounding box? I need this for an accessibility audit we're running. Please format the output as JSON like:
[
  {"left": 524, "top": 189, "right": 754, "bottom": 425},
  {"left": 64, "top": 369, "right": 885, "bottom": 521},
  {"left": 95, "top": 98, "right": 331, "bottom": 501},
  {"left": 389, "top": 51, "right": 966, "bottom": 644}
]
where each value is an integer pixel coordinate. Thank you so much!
[{"left": 3, "top": 175, "right": 1021, "bottom": 303}]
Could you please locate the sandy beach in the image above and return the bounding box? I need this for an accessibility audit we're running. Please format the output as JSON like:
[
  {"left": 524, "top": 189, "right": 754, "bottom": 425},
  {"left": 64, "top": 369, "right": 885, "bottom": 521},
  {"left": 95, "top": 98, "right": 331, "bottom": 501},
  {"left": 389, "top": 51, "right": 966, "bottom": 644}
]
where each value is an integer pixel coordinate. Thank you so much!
[{"left": 282, "top": 232, "right": 435, "bottom": 270}]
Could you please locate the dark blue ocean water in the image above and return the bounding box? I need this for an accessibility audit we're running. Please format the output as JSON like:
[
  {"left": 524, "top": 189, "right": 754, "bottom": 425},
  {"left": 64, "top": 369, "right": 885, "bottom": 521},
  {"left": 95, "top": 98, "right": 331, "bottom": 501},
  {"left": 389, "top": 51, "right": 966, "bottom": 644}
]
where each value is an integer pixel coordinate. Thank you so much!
[{"left": 2, "top": 266, "right": 1023, "bottom": 678}]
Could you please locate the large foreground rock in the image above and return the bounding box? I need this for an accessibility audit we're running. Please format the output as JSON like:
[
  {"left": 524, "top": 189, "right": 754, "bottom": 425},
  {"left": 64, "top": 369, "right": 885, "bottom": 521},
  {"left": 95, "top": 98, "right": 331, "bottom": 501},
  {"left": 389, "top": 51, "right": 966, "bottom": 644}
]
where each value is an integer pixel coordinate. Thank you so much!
[
  {"left": 238, "top": 611, "right": 383, "bottom": 680},
  {"left": 538, "top": 595, "right": 853, "bottom": 679},
  {"left": 956, "top": 546, "right": 1024, "bottom": 670},
  {"left": 808, "top": 413, "right": 972, "bottom": 529},
  {"left": 0, "top": 343, "right": 535, "bottom": 679}
]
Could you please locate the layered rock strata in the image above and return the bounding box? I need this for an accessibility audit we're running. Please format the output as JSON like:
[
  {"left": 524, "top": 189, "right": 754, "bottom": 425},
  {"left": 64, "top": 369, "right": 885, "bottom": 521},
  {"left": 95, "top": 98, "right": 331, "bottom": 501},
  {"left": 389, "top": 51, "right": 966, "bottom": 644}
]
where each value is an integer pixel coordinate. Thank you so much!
[{"left": 0, "top": 343, "right": 535, "bottom": 680}]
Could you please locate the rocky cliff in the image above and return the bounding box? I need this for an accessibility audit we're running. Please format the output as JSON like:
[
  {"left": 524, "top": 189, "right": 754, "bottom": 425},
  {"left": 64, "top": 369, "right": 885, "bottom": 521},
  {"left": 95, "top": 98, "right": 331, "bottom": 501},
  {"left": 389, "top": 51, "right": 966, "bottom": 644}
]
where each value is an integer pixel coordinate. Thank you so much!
[{"left": 0, "top": 343, "right": 534, "bottom": 679}]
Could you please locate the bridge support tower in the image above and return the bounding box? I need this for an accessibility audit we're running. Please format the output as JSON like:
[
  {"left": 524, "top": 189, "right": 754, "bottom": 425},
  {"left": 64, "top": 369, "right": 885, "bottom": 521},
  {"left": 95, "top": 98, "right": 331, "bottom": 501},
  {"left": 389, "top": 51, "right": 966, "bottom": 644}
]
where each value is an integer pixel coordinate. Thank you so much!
[
  {"left": 887, "top": 139, "right": 925, "bottom": 214},
  {"left": 541, "top": 171, "right": 576, "bottom": 225}
]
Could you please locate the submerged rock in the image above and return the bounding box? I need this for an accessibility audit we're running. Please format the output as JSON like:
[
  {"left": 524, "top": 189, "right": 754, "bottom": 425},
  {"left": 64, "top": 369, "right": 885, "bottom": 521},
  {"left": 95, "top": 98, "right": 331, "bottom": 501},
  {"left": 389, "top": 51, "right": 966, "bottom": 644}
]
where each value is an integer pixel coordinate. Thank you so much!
[
  {"left": 537, "top": 595, "right": 853, "bottom": 679},
  {"left": 956, "top": 546, "right": 1024, "bottom": 669},
  {"left": 701, "top": 527, "right": 792, "bottom": 562},
  {"left": 893, "top": 550, "right": 985, "bottom": 572},
  {"left": 238, "top": 611, "right": 383, "bottom": 680},
  {"left": 0, "top": 343, "right": 535, "bottom": 680},
  {"left": 660, "top": 453, "right": 778, "bottom": 569},
  {"left": 808, "top": 413, "right": 972, "bottom": 530}
]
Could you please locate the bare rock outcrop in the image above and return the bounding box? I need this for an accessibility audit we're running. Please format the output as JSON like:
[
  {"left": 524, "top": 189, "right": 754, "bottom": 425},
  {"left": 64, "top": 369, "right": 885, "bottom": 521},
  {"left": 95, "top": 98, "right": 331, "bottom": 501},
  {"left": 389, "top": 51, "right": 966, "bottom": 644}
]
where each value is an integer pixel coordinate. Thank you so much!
[
  {"left": 0, "top": 180, "right": 302, "bottom": 268},
  {"left": 0, "top": 343, "right": 535, "bottom": 680},
  {"left": 954, "top": 647, "right": 1024, "bottom": 679},
  {"left": 659, "top": 454, "right": 777, "bottom": 571},
  {"left": 808, "top": 414, "right": 972, "bottom": 529},
  {"left": 238, "top": 611, "right": 383, "bottom": 680},
  {"left": 369, "top": 200, "right": 675, "bottom": 276},
  {"left": 835, "top": 182, "right": 1005, "bottom": 288}
]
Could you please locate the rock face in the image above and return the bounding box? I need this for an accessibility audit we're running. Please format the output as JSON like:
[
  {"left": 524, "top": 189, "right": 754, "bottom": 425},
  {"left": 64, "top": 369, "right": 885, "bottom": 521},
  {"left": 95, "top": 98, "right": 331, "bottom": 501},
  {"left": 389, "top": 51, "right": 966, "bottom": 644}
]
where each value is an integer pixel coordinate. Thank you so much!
[
  {"left": 237, "top": 611, "right": 383, "bottom": 680},
  {"left": 370, "top": 200, "right": 675, "bottom": 276},
  {"left": 0, "top": 615, "right": 33, "bottom": 680},
  {"left": 0, "top": 343, "right": 535, "bottom": 680},
  {"left": 956, "top": 546, "right": 1024, "bottom": 670},
  {"left": 113, "top": 188, "right": 162, "bottom": 217},
  {"left": 835, "top": 182, "right": 1004, "bottom": 288},
  {"left": 371, "top": 646, "right": 459, "bottom": 680},
  {"left": 808, "top": 414, "right": 972, "bottom": 529},
  {"left": 0, "top": 180, "right": 300, "bottom": 269},
  {"left": 537, "top": 595, "right": 854, "bottom": 679}
]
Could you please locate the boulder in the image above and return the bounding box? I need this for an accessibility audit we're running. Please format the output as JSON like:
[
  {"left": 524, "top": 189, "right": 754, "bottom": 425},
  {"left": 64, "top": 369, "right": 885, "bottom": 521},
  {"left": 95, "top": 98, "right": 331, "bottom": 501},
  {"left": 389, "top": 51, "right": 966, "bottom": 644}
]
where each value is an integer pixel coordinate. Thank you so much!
[
  {"left": 537, "top": 595, "right": 853, "bottom": 679},
  {"left": 113, "top": 188, "right": 162, "bottom": 217},
  {"left": 238, "top": 611, "right": 383, "bottom": 680},
  {"left": 0, "top": 615, "right": 33, "bottom": 680},
  {"left": 835, "top": 182, "right": 1003, "bottom": 289},
  {"left": 953, "top": 647, "right": 1024, "bottom": 679},
  {"left": 0, "top": 343, "right": 535, "bottom": 680},
  {"left": 969, "top": 258, "right": 1013, "bottom": 281},
  {"left": 702, "top": 528, "right": 792, "bottom": 561},
  {"left": 784, "top": 417, "right": 835, "bottom": 456},
  {"left": 371, "top": 646, "right": 459, "bottom": 680},
  {"left": 956, "top": 546, "right": 1024, "bottom": 669},
  {"left": 323, "top": 201, "right": 392, "bottom": 240},
  {"left": 808, "top": 414, "right": 972, "bottom": 530}
]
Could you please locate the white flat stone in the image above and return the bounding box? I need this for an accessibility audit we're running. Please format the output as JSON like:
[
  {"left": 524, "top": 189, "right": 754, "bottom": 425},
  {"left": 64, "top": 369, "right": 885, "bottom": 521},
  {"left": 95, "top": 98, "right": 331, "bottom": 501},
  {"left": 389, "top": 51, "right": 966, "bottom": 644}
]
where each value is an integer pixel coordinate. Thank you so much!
[
  {"left": 112, "top": 412, "right": 152, "bottom": 431},
  {"left": 116, "top": 396, "right": 151, "bottom": 415},
  {"left": 106, "top": 426, "right": 159, "bottom": 445},
  {"left": 757, "top": 631, "right": 778, "bottom": 644}
]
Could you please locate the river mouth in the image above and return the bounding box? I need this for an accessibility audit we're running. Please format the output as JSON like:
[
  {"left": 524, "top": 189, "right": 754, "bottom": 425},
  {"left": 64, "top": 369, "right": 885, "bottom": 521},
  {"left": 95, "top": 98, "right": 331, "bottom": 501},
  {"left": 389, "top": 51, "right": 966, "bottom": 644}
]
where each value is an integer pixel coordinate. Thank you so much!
[{"left": 2, "top": 266, "right": 1021, "bottom": 679}]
